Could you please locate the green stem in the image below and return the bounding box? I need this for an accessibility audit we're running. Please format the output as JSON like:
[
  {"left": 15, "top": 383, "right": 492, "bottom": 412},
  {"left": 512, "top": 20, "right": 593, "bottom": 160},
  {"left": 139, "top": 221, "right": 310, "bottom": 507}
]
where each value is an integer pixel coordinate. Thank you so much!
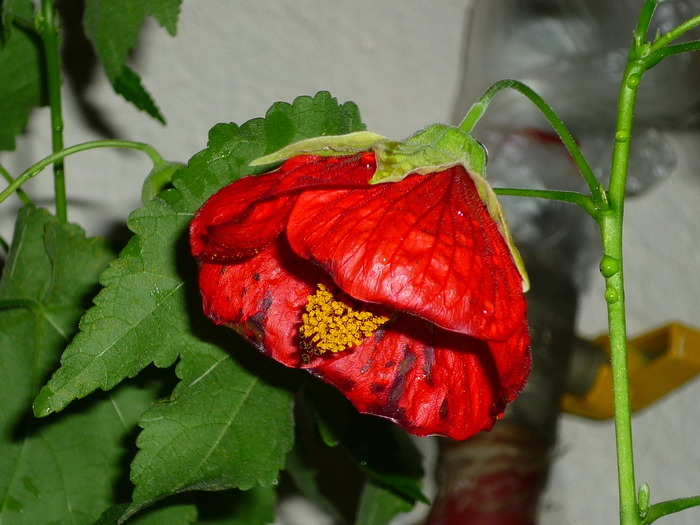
[
  {"left": 459, "top": 79, "right": 606, "bottom": 209},
  {"left": 38, "top": 0, "right": 67, "bottom": 222},
  {"left": 643, "top": 496, "right": 700, "bottom": 525},
  {"left": 602, "top": 37, "right": 648, "bottom": 525},
  {"left": 0, "top": 140, "right": 164, "bottom": 207},
  {"left": 494, "top": 188, "right": 600, "bottom": 219},
  {"left": 649, "top": 13, "right": 700, "bottom": 52},
  {"left": 0, "top": 163, "right": 33, "bottom": 205}
]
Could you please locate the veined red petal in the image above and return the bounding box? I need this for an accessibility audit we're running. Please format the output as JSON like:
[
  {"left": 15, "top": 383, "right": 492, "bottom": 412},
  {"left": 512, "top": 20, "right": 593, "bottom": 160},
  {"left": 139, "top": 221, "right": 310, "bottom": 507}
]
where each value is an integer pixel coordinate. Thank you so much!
[
  {"left": 286, "top": 166, "right": 526, "bottom": 341},
  {"left": 190, "top": 153, "right": 376, "bottom": 264},
  {"left": 197, "top": 237, "right": 324, "bottom": 368},
  {"left": 308, "top": 314, "right": 530, "bottom": 440}
]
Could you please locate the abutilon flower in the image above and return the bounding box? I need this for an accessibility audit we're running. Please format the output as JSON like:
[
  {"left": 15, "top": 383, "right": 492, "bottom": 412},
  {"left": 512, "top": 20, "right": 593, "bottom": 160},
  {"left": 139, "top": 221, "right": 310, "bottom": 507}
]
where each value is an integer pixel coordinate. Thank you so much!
[{"left": 189, "top": 125, "right": 531, "bottom": 440}]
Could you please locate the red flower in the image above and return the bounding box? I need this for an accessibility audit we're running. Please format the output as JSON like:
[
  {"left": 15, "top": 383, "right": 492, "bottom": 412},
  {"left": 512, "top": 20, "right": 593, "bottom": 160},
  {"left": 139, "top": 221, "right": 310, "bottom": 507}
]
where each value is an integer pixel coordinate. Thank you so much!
[{"left": 190, "top": 151, "right": 530, "bottom": 440}]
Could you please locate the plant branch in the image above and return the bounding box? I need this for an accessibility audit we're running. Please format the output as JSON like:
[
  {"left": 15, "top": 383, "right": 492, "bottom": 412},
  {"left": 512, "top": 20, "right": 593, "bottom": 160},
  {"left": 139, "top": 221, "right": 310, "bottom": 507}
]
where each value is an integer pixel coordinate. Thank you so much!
[
  {"left": 493, "top": 188, "right": 600, "bottom": 219},
  {"left": 0, "top": 164, "right": 32, "bottom": 205},
  {"left": 642, "top": 495, "right": 700, "bottom": 524},
  {"left": 38, "top": 0, "right": 67, "bottom": 222},
  {"left": 0, "top": 140, "right": 165, "bottom": 207},
  {"left": 649, "top": 13, "right": 700, "bottom": 52},
  {"left": 459, "top": 79, "right": 606, "bottom": 209}
]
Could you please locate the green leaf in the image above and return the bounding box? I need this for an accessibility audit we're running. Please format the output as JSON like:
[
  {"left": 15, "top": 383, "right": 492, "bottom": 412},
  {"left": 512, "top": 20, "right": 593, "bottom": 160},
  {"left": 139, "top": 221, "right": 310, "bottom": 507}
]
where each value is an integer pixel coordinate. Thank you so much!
[
  {"left": 0, "top": 0, "right": 45, "bottom": 151},
  {"left": 196, "top": 486, "right": 277, "bottom": 525},
  {"left": 93, "top": 501, "right": 197, "bottom": 525},
  {"left": 354, "top": 478, "right": 413, "bottom": 525},
  {"left": 304, "top": 379, "right": 427, "bottom": 505},
  {"left": 124, "top": 343, "right": 294, "bottom": 518},
  {"left": 113, "top": 65, "right": 166, "bottom": 124},
  {"left": 83, "top": 0, "right": 182, "bottom": 120},
  {"left": 0, "top": 206, "right": 169, "bottom": 524},
  {"left": 34, "top": 91, "right": 366, "bottom": 416}
]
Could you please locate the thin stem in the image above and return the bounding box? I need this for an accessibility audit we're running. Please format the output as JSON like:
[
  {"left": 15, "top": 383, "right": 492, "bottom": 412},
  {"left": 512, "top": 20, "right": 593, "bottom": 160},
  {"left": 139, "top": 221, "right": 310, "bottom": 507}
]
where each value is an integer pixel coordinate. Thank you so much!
[
  {"left": 38, "top": 0, "right": 67, "bottom": 222},
  {"left": 644, "top": 40, "right": 700, "bottom": 69},
  {"left": 494, "top": 187, "right": 600, "bottom": 219},
  {"left": 0, "top": 164, "right": 33, "bottom": 205},
  {"left": 459, "top": 79, "right": 606, "bottom": 209},
  {"left": 642, "top": 496, "right": 700, "bottom": 525},
  {"left": 650, "top": 13, "right": 700, "bottom": 52},
  {"left": 0, "top": 140, "right": 165, "bottom": 207}
]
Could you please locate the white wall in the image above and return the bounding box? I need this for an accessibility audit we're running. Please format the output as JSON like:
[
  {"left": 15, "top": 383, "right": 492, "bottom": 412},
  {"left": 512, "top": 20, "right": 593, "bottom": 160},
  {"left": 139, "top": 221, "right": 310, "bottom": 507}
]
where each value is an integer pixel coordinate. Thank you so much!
[{"left": 2, "top": 1, "right": 700, "bottom": 523}]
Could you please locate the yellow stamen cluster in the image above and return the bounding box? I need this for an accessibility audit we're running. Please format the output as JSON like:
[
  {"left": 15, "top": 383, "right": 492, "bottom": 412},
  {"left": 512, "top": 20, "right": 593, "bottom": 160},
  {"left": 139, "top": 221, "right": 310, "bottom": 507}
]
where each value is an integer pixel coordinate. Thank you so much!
[{"left": 300, "top": 283, "right": 390, "bottom": 355}]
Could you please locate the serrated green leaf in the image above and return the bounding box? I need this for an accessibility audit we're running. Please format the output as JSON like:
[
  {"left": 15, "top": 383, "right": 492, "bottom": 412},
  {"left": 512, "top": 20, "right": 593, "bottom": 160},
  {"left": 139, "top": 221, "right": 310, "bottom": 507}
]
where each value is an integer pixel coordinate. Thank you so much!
[
  {"left": 0, "top": 0, "right": 45, "bottom": 151},
  {"left": 83, "top": 0, "right": 181, "bottom": 120},
  {"left": 34, "top": 91, "right": 366, "bottom": 417},
  {"left": 0, "top": 206, "right": 168, "bottom": 524},
  {"left": 123, "top": 343, "right": 294, "bottom": 518},
  {"left": 354, "top": 479, "right": 413, "bottom": 525},
  {"left": 113, "top": 65, "right": 166, "bottom": 124}
]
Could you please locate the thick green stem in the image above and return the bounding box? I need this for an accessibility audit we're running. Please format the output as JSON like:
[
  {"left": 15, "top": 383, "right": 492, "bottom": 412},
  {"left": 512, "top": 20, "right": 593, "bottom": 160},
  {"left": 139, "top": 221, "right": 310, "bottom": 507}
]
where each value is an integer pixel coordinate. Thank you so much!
[
  {"left": 602, "top": 44, "right": 647, "bottom": 525},
  {"left": 0, "top": 140, "right": 164, "bottom": 206},
  {"left": 38, "top": 0, "right": 67, "bottom": 222}
]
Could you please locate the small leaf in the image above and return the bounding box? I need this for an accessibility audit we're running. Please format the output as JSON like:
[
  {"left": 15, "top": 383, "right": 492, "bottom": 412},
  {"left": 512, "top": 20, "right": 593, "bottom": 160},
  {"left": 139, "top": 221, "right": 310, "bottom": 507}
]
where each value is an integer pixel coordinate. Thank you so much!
[
  {"left": 35, "top": 91, "right": 366, "bottom": 416},
  {"left": 0, "top": 0, "right": 45, "bottom": 151},
  {"left": 83, "top": 0, "right": 182, "bottom": 120},
  {"left": 113, "top": 66, "right": 166, "bottom": 124},
  {"left": 354, "top": 478, "right": 413, "bottom": 525}
]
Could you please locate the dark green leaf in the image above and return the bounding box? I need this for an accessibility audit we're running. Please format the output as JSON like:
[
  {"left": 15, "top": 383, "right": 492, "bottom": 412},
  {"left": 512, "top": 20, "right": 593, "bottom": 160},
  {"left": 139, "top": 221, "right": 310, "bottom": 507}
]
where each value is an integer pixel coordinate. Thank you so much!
[
  {"left": 0, "top": 206, "right": 166, "bottom": 524},
  {"left": 34, "top": 91, "right": 365, "bottom": 416},
  {"left": 354, "top": 479, "right": 413, "bottom": 525},
  {"left": 123, "top": 343, "right": 294, "bottom": 518},
  {"left": 196, "top": 486, "right": 277, "bottom": 525},
  {"left": 113, "top": 65, "right": 166, "bottom": 124},
  {"left": 93, "top": 501, "right": 197, "bottom": 525},
  {"left": 82, "top": 0, "right": 181, "bottom": 120},
  {"left": 0, "top": 0, "right": 45, "bottom": 151},
  {"left": 304, "top": 379, "right": 427, "bottom": 505}
]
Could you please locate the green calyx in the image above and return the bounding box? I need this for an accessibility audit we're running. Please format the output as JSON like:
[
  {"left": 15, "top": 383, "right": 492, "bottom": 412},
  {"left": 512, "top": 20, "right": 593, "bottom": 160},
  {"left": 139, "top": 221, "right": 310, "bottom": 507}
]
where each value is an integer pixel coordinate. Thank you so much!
[
  {"left": 370, "top": 123, "right": 487, "bottom": 183},
  {"left": 250, "top": 124, "right": 487, "bottom": 183},
  {"left": 250, "top": 124, "right": 528, "bottom": 292}
]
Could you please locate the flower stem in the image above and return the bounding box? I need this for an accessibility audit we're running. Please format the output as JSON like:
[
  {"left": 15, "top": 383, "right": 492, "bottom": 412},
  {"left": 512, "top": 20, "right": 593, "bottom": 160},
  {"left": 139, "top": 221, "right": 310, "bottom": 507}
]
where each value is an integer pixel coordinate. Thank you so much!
[
  {"left": 458, "top": 79, "right": 606, "bottom": 209},
  {"left": 493, "top": 188, "right": 600, "bottom": 219},
  {"left": 38, "top": 0, "right": 67, "bottom": 222},
  {"left": 0, "top": 140, "right": 165, "bottom": 207},
  {"left": 0, "top": 163, "right": 32, "bottom": 206}
]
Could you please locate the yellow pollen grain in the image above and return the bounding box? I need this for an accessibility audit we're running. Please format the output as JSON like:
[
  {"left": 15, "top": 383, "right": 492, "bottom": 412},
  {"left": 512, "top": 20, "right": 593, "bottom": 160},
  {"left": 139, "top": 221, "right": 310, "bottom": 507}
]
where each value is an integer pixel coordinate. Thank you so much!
[{"left": 300, "top": 283, "right": 389, "bottom": 354}]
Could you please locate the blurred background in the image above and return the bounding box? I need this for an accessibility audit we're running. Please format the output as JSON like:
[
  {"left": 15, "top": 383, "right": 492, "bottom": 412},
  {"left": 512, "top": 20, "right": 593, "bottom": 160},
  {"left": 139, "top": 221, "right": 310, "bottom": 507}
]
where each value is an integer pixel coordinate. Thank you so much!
[{"left": 2, "top": 1, "right": 700, "bottom": 523}]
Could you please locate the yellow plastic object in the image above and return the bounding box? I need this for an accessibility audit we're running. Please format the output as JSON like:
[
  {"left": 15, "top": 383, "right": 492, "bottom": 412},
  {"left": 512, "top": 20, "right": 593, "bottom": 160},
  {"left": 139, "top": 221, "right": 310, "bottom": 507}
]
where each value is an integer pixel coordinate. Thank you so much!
[{"left": 562, "top": 323, "right": 700, "bottom": 420}]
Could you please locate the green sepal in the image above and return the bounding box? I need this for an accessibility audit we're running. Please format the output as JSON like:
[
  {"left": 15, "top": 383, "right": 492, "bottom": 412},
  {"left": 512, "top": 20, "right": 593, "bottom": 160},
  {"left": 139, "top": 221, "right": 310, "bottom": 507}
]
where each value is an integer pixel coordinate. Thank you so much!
[
  {"left": 250, "top": 131, "right": 386, "bottom": 166},
  {"left": 370, "top": 123, "right": 486, "bottom": 183}
]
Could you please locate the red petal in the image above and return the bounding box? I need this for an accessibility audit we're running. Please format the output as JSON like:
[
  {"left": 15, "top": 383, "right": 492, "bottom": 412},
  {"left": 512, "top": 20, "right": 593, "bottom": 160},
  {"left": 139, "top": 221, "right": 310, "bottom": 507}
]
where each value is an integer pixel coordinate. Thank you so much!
[
  {"left": 197, "top": 237, "right": 323, "bottom": 368},
  {"left": 286, "top": 166, "right": 526, "bottom": 341},
  {"left": 190, "top": 154, "right": 376, "bottom": 264},
  {"left": 308, "top": 314, "right": 531, "bottom": 440}
]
